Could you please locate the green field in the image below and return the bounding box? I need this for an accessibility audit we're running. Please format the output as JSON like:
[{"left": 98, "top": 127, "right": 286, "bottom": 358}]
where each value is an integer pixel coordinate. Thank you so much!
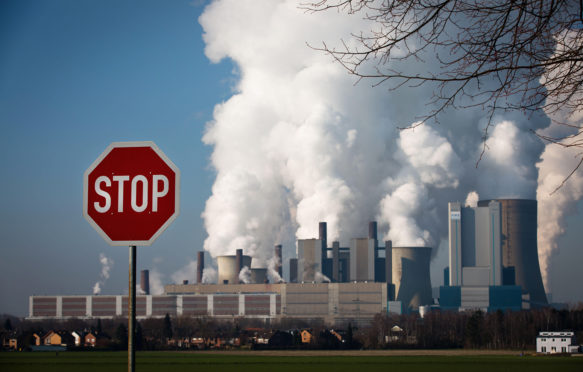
[{"left": 1, "top": 352, "right": 582, "bottom": 372}]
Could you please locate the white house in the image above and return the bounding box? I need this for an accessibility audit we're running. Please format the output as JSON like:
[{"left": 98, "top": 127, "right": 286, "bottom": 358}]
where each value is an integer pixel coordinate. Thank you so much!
[{"left": 536, "top": 331, "right": 580, "bottom": 354}]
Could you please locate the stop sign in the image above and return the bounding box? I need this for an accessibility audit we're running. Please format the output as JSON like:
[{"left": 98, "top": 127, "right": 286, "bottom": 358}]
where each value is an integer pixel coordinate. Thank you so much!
[{"left": 83, "top": 141, "right": 180, "bottom": 246}]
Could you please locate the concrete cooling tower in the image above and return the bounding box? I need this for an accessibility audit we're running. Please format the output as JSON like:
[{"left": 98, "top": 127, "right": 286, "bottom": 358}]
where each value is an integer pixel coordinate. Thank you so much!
[
  {"left": 392, "top": 246, "right": 432, "bottom": 311},
  {"left": 217, "top": 251, "right": 252, "bottom": 284},
  {"left": 250, "top": 268, "right": 268, "bottom": 284},
  {"left": 478, "top": 199, "right": 547, "bottom": 306}
]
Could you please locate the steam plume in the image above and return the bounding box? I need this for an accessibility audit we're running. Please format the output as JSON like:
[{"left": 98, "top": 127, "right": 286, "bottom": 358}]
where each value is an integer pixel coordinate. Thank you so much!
[
  {"left": 199, "top": 0, "right": 579, "bottom": 293},
  {"left": 239, "top": 266, "right": 251, "bottom": 284},
  {"left": 93, "top": 253, "right": 113, "bottom": 295}
]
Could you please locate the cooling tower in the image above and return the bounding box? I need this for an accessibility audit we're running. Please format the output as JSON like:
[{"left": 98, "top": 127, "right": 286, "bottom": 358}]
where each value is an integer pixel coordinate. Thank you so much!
[
  {"left": 217, "top": 254, "right": 252, "bottom": 284},
  {"left": 196, "top": 251, "right": 204, "bottom": 284},
  {"left": 250, "top": 268, "right": 268, "bottom": 284},
  {"left": 478, "top": 199, "right": 547, "bottom": 305},
  {"left": 140, "top": 270, "right": 150, "bottom": 295},
  {"left": 392, "top": 246, "right": 432, "bottom": 312}
]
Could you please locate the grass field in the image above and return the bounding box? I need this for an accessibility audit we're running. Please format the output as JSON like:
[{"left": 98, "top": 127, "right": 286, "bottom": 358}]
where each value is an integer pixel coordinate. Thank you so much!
[{"left": 1, "top": 351, "right": 582, "bottom": 372}]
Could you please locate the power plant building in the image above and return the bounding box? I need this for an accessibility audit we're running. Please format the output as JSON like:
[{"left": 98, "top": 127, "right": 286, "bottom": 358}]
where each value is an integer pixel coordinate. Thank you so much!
[
  {"left": 297, "top": 239, "right": 323, "bottom": 282},
  {"left": 441, "top": 200, "right": 534, "bottom": 312}
]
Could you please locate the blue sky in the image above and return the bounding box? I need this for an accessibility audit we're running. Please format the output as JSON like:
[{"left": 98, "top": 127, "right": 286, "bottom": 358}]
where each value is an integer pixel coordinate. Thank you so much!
[
  {"left": 1, "top": 0, "right": 582, "bottom": 316},
  {"left": 0, "top": 0, "right": 233, "bottom": 315}
]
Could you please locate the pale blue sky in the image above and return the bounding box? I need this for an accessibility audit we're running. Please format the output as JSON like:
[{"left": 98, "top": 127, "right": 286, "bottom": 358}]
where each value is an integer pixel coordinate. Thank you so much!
[
  {"left": 1, "top": 0, "right": 581, "bottom": 316},
  {"left": 0, "top": 0, "right": 234, "bottom": 315}
]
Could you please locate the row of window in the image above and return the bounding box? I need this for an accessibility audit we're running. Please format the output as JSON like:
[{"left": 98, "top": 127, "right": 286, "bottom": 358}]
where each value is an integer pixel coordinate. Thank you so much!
[
  {"left": 540, "top": 346, "right": 567, "bottom": 353},
  {"left": 539, "top": 338, "right": 568, "bottom": 342}
]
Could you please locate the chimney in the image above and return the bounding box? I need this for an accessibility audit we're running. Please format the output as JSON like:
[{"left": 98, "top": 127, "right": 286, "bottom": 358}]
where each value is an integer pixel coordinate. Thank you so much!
[
  {"left": 385, "top": 240, "right": 393, "bottom": 300},
  {"left": 274, "top": 245, "right": 283, "bottom": 278},
  {"left": 235, "top": 249, "right": 243, "bottom": 283},
  {"left": 332, "top": 241, "right": 340, "bottom": 282},
  {"left": 319, "top": 222, "right": 327, "bottom": 262},
  {"left": 368, "top": 221, "right": 378, "bottom": 241},
  {"left": 196, "top": 251, "right": 204, "bottom": 284},
  {"left": 289, "top": 258, "right": 298, "bottom": 283},
  {"left": 140, "top": 270, "right": 150, "bottom": 295}
]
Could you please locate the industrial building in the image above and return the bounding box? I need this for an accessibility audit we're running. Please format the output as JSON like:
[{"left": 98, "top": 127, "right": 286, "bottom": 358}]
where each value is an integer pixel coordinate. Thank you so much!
[
  {"left": 28, "top": 282, "right": 388, "bottom": 326},
  {"left": 30, "top": 198, "right": 549, "bottom": 323},
  {"left": 440, "top": 199, "right": 546, "bottom": 312}
]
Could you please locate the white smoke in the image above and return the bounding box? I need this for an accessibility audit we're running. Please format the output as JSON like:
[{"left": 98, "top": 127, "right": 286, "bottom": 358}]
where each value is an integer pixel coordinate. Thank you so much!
[
  {"left": 267, "top": 255, "right": 283, "bottom": 283},
  {"left": 465, "top": 191, "right": 479, "bottom": 208},
  {"left": 171, "top": 260, "right": 198, "bottom": 284},
  {"left": 202, "top": 267, "right": 217, "bottom": 284},
  {"left": 199, "top": 0, "right": 571, "bottom": 281},
  {"left": 315, "top": 271, "right": 331, "bottom": 283},
  {"left": 536, "top": 29, "right": 583, "bottom": 291},
  {"left": 93, "top": 253, "right": 113, "bottom": 295},
  {"left": 238, "top": 266, "right": 251, "bottom": 284},
  {"left": 148, "top": 269, "right": 165, "bottom": 295}
]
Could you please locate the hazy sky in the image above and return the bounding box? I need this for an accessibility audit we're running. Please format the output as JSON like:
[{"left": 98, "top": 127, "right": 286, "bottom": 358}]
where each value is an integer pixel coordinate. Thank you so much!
[{"left": 1, "top": 0, "right": 582, "bottom": 316}]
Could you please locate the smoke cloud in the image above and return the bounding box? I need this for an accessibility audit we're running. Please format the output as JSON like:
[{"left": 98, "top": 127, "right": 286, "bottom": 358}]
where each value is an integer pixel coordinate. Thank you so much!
[
  {"left": 202, "top": 267, "right": 217, "bottom": 284},
  {"left": 171, "top": 260, "right": 198, "bottom": 284},
  {"left": 93, "top": 253, "right": 113, "bottom": 295},
  {"left": 267, "top": 255, "right": 283, "bottom": 283},
  {"left": 239, "top": 266, "right": 251, "bottom": 284},
  {"left": 199, "top": 0, "right": 581, "bottom": 291}
]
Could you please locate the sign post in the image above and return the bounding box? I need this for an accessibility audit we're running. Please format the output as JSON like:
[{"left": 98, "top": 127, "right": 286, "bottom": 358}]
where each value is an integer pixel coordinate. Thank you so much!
[{"left": 84, "top": 141, "right": 179, "bottom": 372}]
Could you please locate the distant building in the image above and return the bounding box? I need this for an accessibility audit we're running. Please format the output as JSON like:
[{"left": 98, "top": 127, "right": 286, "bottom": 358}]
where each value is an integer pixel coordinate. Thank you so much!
[
  {"left": 536, "top": 331, "right": 580, "bottom": 354},
  {"left": 440, "top": 201, "right": 524, "bottom": 312}
]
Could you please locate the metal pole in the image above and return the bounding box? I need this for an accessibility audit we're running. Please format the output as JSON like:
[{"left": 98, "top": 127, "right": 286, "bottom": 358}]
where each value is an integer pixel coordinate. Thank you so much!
[{"left": 129, "top": 245, "right": 136, "bottom": 372}]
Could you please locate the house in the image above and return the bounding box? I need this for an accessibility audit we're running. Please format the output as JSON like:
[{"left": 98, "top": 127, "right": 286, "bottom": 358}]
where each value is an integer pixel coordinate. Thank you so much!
[
  {"left": 300, "top": 329, "right": 313, "bottom": 344},
  {"left": 1, "top": 332, "right": 18, "bottom": 351},
  {"left": 33, "top": 332, "right": 44, "bottom": 346},
  {"left": 42, "top": 330, "right": 75, "bottom": 347},
  {"left": 537, "top": 331, "right": 580, "bottom": 354},
  {"left": 72, "top": 331, "right": 83, "bottom": 347},
  {"left": 84, "top": 332, "right": 97, "bottom": 347}
]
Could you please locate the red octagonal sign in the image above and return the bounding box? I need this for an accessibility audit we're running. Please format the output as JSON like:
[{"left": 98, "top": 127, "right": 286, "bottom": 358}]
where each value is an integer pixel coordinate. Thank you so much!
[{"left": 83, "top": 141, "right": 180, "bottom": 246}]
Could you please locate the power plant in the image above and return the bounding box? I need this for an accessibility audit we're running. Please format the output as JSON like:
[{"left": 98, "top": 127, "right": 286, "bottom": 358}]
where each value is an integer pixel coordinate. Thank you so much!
[{"left": 28, "top": 198, "right": 550, "bottom": 323}]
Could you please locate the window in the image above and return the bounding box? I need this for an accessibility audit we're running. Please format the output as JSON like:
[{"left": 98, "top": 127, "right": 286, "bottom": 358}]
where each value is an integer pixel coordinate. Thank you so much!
[
  {"left": 551, "top": 347, "right": 556, "bottom": 352},
  {"left": 562, "top": 347, "right": 566, "bottom": 353},
  {"left": 542, "top": 347, "right": 547, "bottom": 352}
]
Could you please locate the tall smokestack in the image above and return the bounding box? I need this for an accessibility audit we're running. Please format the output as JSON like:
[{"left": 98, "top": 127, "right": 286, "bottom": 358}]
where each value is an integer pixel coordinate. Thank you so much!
[
  {"left": 289, "top": 258, "right": 298, "bottom": 283},
  {"left": 332, "top": 241, "right": 340, "bottom": 282},
  {"left": 368, "top": 221, "right": 378, "bottom": 241},
  {"left": 235, "top": 249, "right": 243, "bottom": 283},
  {"left": 196, "top": 251, "right": 204, "bottom": 284},
  {"left": 319, "top": 222, "right": 327, "bottom": 262},
  {"left": 385, "top": 241, "right": 393, "bottom": 299},
  {"left": 140, "top": 270, "right": 150, "bottom": 295},
  {"left": 274, "top": 245, "right": 283, "bottom": 277}
]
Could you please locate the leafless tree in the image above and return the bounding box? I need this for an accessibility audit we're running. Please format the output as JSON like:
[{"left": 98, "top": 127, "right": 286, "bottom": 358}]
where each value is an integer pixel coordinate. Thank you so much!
[{"left": 304, "top": 0, "right": 583, "bottom": 176}]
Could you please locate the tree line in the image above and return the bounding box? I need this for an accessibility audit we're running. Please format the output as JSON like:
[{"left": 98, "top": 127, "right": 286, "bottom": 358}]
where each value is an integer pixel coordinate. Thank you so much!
[{"left": 2, "top": 305, "right": 583, "bottom": 351}]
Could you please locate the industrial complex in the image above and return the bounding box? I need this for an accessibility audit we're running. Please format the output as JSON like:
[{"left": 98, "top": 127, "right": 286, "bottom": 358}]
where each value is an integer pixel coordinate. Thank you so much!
[{"left": 29, "top": 198, "right": 549, "bottom": 325}]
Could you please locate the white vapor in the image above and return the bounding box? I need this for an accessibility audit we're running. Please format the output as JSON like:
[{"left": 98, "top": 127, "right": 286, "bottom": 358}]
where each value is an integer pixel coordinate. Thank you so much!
[
  {"left": 202, "top": 267, "right": 217, "bottom": 284},
  {"left": 93, "top": 253, "right": 113, "bottom": 295},
  {"left": 267, "top": 255, "right": 283, "bottom": 283},
  {"left": 148, "top": 269, "right": 165, "bottom": 295},
  {"left": 199, "top": 0, "right": 579, "bottom": 291},
  {"left": 465, "top": 191, "right": 479, "bottom": 208},
  {"left": 171, "top": 260, "right": 198, "bottom": 284},
  {"left": 536, "top": 29, "right": 583, "bottom": 291},
  {"left": 239, "top": 266, "right": 251, "bottom": 284}
]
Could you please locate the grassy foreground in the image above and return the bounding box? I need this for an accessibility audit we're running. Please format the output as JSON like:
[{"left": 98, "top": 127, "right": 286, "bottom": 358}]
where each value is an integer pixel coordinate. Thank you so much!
[{"left": 1, "top": 351, "right": 582, "bottom": 372}]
